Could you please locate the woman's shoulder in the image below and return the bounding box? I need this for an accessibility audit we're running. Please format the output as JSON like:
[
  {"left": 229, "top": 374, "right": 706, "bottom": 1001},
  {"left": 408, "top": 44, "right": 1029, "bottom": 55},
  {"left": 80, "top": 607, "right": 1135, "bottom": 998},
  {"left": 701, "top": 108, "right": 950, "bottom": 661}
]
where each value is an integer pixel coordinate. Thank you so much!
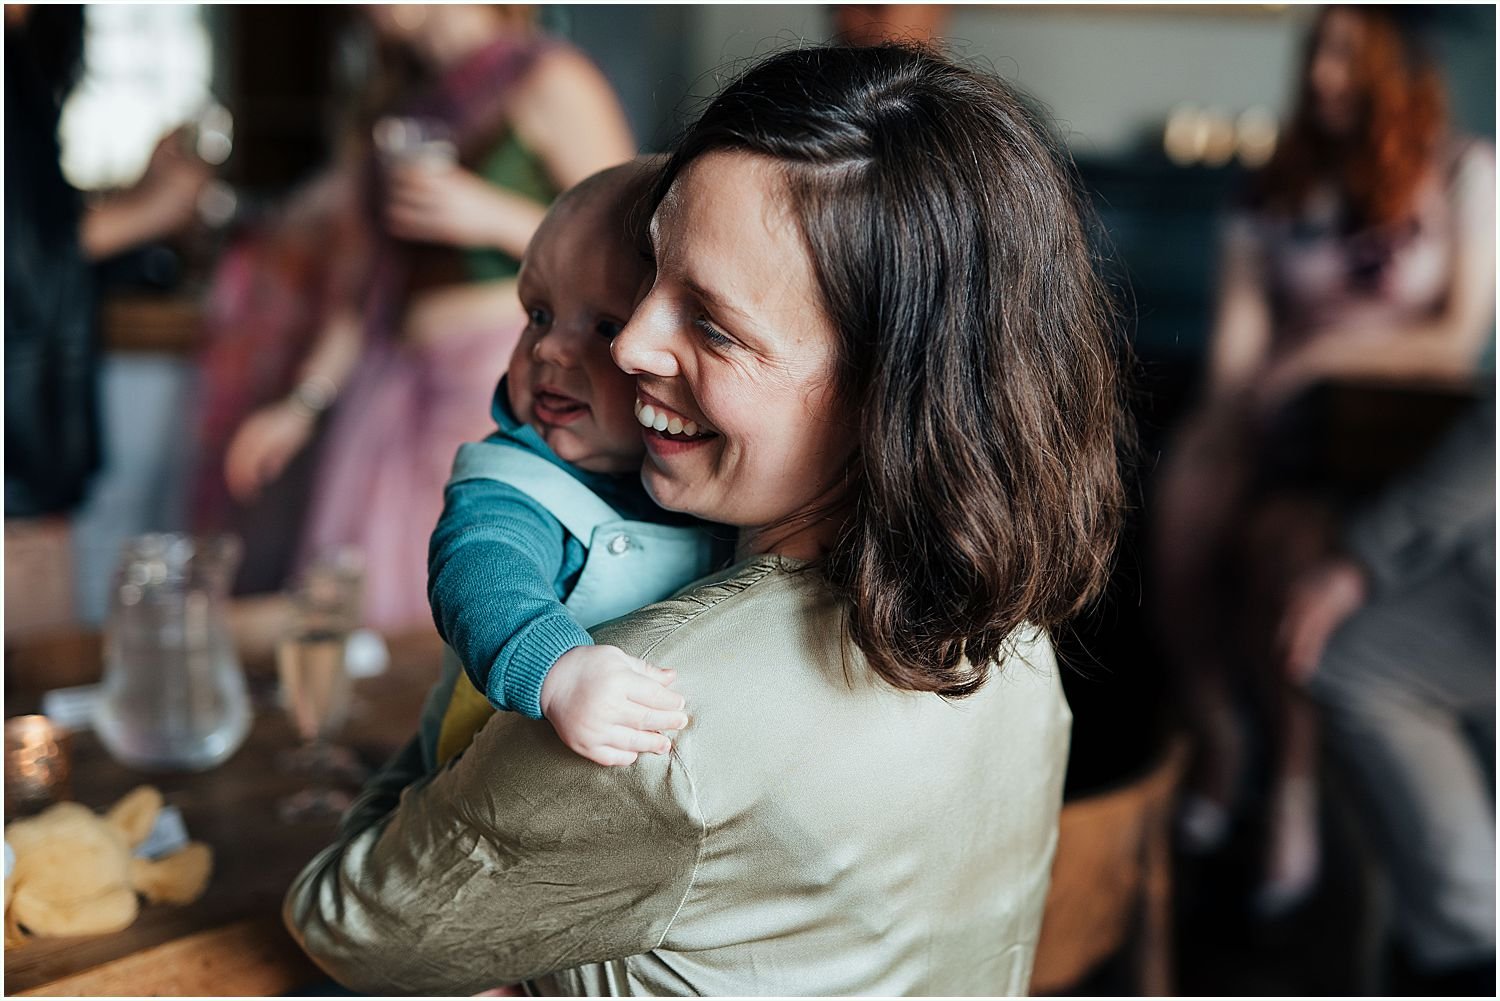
[
  {"left": 1444, "top": 134, "right": 1495, "bottom": 198},
  {"left": 508, "top": 39, "right": 631, "bottom": 171},
  {"left": 1443, "top": 132, "right": 1494, "bottom": 167},
  {"left": 512, "top": 39, "right": 614, "bottom": 110},
  {"left": 591, "top": 555, "right": 826, "bottom": 659},
  {"left": 595, "top": 556, "right": 1057, "bottom": 693}
]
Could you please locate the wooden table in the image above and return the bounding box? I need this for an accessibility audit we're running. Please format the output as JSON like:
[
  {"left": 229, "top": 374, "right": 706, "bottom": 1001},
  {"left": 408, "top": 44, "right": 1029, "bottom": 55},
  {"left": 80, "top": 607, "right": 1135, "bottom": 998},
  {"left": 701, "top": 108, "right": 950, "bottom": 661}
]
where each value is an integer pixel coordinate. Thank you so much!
[
  {"left": 4, "top": 626, "right": 444, "bottom": 996},
  {"left": 101, "top": 294, "right": 204, "bottom": 356}
]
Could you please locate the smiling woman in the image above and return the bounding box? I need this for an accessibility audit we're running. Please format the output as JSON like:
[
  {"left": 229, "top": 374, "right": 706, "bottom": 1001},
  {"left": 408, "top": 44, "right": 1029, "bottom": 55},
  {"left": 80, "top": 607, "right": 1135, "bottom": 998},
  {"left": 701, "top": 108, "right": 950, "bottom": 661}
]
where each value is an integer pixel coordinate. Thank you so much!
[
  {"left": 286, "top": 42, "right": 1129, "bottom": 997},
  {"left": 618, "top": 152, "right": 851, "bottom": 556}
]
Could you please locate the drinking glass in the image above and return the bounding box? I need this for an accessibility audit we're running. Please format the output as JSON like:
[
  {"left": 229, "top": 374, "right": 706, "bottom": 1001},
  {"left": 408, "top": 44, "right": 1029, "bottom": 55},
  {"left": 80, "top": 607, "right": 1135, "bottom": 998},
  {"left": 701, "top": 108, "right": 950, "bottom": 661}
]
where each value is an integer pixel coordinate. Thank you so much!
[
  {"left": 277, "top": 549, "right": 367, "bottom": 823},
  {"left": 185, "top": 101, "right": 235, "bottom": 167},
  {"left": 372, "top": 115, "right": 457, "bottom": 172},
  {"left": 95, "top": 534, "right": 250, "bottom": 772}
]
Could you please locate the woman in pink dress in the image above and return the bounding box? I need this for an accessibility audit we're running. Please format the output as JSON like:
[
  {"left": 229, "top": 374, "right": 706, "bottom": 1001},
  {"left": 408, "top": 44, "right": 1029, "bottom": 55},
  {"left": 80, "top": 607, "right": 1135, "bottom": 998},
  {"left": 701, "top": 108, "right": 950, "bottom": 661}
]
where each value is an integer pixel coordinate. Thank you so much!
[
  {"left": 1154, "top": 4, "right": 1495, "bottom": 915},
  {"left": 219, "top": 6, "right": 635, "bottom": 629}
]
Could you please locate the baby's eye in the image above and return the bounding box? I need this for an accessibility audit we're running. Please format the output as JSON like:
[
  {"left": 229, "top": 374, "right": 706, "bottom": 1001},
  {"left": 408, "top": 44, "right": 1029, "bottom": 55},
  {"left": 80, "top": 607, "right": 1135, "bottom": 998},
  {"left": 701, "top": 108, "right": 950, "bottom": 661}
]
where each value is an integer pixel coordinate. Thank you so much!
[
  {"left": 694, "top": 317, "right": 733, "bottom": 348},
  {"left": 595, "top": 319, "right": 624, "bottom": 340},
  {"left": 527, "top": 306, "right": 552, "bottom": 328}
]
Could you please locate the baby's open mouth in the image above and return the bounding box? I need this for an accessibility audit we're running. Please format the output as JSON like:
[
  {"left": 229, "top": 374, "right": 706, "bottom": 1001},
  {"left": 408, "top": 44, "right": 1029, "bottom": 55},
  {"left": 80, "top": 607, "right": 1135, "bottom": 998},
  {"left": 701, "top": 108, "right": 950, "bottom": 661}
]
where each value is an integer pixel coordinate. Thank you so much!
[
  {"left": 635, "top": 398, "right": 714, "bottom": 438},
  {"left": 534, "top": 390, "right": 588, "bottom": 423}
]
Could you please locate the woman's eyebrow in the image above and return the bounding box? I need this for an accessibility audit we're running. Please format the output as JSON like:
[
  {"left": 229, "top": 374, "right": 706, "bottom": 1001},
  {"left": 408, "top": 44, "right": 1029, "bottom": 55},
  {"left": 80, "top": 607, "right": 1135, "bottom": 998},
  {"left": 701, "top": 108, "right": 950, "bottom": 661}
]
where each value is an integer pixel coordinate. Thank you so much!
[{"left": 680, "top": 271, "right": 756, "bottom": 328}]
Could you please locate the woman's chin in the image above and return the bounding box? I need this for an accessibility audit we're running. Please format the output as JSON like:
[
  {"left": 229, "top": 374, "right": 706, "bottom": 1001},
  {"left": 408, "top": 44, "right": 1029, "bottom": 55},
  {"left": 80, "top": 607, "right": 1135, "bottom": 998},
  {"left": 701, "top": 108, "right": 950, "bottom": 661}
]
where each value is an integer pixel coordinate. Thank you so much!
[
  {"left": 641, "top": 431, "right": 719, "bottom": 497},
  {"left": 640, "top": 463, "right": 706, "bottom": 517},
  {"left": 640, "top": 464, "right": 681, "bottom": 510}
]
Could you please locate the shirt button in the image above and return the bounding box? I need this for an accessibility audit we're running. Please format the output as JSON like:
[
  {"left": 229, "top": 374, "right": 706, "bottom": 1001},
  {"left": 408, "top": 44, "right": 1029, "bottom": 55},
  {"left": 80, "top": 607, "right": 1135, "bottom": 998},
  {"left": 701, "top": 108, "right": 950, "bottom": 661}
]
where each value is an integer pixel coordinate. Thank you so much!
[{"left": 606, "top": 534, "right": 631, "bottom": 555}]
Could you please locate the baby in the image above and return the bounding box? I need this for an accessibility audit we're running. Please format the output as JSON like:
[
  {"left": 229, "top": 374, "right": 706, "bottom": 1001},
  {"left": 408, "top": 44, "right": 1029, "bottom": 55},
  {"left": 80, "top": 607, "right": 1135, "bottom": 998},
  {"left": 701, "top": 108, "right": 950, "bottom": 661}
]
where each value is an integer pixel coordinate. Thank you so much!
[{"left": 420, "top": 162, "right": 721, "bottom": 770}]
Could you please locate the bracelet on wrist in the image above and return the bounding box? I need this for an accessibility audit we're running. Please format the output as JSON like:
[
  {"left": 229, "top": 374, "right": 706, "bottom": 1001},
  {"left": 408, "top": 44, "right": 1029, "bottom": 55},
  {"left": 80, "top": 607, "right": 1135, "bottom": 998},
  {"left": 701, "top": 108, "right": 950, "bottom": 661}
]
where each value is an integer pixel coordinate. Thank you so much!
[{"left": 288, "top": 376, "right": 338, "bottom": 417}]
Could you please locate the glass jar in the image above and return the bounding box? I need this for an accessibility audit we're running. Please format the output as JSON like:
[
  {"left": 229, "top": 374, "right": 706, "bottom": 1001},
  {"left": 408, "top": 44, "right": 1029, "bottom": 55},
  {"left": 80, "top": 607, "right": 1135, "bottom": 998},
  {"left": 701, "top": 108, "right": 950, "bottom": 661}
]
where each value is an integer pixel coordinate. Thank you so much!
[{"left": 94, "top": 534, "right": 251, "bottom": 771}]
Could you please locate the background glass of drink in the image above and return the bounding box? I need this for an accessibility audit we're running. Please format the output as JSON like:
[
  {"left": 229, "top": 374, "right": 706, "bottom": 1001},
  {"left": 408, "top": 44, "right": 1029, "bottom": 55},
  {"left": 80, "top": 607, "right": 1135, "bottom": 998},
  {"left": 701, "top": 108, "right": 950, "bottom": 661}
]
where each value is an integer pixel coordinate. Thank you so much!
[
  {"left": 276, "top": 548, "right": 366, "bottom": 823},
  {"left": 372, "top": 115, "right": 457, "bottom": 172}
]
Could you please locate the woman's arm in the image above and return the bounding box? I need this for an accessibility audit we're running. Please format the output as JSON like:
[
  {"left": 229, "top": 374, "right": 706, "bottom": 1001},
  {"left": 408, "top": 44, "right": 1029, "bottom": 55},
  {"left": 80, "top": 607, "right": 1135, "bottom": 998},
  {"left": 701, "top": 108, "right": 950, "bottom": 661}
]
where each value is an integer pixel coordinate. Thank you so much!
[
  {"left": 283, "top": 708, "right": 702, "bottom": 995},
  {"left": 383, "top": 46, "right": 637, "bottom": 258},
  {"left": 1203, "top": 214, "right": 1275, "bottom": 404},
  {"left": 510, "top": 46, "right": 638, "bottom": 193},
  {"left": 222, "top": 306, "right": 363, "bottom": 502},
  {"left": 80, "top": 131, "right": 211, "bottom": 260},
  {"left": 1256, "top": 146, "right": 1497, "bottom": 405},
  {"left": 222, "top": 166, "right": 374, "bottom": 502}
]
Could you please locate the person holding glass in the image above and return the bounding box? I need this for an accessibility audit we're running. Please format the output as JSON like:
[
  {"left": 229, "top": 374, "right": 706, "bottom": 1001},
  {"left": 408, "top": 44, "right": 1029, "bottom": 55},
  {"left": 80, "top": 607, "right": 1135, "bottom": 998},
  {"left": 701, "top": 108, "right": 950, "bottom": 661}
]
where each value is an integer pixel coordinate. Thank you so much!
[
  {"left": 222, "top": 4, "right": 635, "bottom": 629},
  {"left": 284, "top": 42, "right": 1129, "bottom": 995}
]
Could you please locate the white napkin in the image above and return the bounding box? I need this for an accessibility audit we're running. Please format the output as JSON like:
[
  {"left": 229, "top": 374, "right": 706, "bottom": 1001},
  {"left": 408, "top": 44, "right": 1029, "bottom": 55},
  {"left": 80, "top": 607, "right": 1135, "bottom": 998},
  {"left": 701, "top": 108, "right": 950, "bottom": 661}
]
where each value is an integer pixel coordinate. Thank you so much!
[
  {"left": 134, "top": 805, "right": 190, "bottom": 860},
  {"left": 40, "top": 684, "right": 100, "bottom": 732},
  {"left": 344, "top": 628, "right": 389, "bottom": 679}
]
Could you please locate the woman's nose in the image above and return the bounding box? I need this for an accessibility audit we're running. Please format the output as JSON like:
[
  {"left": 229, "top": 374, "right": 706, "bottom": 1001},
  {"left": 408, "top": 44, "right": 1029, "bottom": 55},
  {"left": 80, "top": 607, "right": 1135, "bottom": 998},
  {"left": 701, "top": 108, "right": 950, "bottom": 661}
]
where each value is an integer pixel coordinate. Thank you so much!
[{"left": 612, "top": 296, "right": 680, "bottom": 377}]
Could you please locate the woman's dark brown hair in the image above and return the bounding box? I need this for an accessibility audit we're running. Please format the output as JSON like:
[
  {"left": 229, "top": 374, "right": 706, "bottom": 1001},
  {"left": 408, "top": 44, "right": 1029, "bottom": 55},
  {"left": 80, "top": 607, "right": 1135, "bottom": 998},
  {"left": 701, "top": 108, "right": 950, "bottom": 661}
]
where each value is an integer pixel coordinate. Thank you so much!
[
  {"left": 1255, "top": 5, "right": 1446, "bottom": 228},
  {"left": 651, "top": 43, "right": 1130, "bottom": 697}
]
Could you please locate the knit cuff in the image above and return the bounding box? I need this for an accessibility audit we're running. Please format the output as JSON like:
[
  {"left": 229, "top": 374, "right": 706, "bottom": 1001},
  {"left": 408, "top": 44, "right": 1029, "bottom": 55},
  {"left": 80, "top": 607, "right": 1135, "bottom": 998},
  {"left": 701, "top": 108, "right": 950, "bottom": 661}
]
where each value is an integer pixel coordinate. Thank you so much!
[{"left": 497, "top": 614, "right": 593, "bottom": 721}]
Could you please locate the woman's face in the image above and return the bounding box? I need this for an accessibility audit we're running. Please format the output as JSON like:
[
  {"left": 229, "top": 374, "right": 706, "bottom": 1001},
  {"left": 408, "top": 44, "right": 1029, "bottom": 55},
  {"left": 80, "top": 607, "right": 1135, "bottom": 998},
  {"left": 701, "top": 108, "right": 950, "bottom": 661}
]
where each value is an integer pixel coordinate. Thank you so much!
[
  {"left": 365, "top": 4, "right": 513, "bottom": 62},
  {"left": 611, "top": 152, "right": 853, "bottom": 552},
  {"left": 1307, "top": 7, "right": 1366, "bottom": 137},
  {"left": 365, "top": 4, "right": 428, "bottom": 46}
]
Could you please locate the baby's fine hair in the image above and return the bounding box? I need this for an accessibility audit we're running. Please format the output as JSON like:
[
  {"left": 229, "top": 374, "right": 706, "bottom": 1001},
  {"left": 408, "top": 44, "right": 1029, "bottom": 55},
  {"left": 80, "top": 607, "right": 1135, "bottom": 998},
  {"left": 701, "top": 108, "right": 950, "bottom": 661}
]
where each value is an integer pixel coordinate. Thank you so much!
[{"left": 542, "top": 157, "right": 661, "bottom": 261}]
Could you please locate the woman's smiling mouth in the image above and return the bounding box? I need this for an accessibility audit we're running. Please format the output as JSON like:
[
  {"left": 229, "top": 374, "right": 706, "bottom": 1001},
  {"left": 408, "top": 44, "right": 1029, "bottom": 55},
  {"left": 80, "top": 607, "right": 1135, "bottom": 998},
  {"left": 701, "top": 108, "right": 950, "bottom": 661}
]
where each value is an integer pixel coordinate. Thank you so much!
[{"left": 635, "top": 395, "right": 717, "bottom": 454}]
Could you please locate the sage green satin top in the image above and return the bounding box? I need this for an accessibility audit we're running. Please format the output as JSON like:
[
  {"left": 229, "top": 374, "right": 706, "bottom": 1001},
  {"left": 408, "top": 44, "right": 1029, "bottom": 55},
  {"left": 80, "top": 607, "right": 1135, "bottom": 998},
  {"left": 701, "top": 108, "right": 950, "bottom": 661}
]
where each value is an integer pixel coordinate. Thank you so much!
[{"left": 285, "top": 556, "right": 1072, "bottom": 996}]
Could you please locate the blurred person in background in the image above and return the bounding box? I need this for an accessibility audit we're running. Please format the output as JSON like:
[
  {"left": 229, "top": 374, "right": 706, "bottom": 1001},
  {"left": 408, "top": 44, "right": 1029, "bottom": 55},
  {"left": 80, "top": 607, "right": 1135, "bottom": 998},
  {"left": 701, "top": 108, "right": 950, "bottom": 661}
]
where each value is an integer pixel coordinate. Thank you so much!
[
  {"left": 6, "top": 4, "right": 210, "bottom": 517},
  {"left": 1153, "top": 3, "right": 1494, "bottom": 917},
  {"left": 1278, "top": 396, "right": 1494, "bottom": 995},
  {"left": 832, "top": 4, "right": 949, "bottom": 48},
  {"left": 217, "top": 4, "right": 635, "bottom": 629}
]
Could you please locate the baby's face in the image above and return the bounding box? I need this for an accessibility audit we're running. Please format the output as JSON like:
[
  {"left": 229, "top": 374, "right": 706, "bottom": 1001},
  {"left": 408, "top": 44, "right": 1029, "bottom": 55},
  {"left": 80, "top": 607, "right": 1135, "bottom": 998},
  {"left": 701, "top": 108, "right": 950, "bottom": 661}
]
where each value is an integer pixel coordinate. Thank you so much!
[{"left": 508, "top": 199, "right": 650, "bottom": 474}]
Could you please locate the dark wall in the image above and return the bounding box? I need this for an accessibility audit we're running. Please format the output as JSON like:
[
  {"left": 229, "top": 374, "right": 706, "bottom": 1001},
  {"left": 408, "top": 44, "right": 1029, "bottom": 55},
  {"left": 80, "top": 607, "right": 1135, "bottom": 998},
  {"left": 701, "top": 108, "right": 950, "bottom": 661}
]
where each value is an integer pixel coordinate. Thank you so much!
[{"left": 211, "top": 6, "right": 348, "bottom": 195}]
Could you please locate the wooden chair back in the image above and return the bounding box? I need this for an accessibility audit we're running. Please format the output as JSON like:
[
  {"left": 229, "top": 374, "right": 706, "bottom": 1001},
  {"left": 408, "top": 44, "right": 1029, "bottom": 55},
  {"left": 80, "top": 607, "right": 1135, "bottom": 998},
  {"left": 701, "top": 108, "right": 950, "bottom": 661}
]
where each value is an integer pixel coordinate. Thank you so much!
[{"left": 1031, "top": 736, "right": 1189, "bottom": 995}]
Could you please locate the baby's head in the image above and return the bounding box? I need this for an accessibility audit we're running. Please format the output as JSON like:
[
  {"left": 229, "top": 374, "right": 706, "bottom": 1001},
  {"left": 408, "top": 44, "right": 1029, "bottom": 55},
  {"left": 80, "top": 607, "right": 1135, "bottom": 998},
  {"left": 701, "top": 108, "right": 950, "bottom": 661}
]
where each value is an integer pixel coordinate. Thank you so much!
[{"left": 508, "top": 162, "right": 655, "bottom": 474}]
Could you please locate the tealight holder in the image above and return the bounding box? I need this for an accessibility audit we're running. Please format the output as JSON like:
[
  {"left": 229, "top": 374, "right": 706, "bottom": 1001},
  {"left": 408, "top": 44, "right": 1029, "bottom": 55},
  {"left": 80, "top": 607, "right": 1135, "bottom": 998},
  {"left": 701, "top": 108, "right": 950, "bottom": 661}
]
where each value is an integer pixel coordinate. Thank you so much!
[{"left": 4, "top": 715, "right": 72, "bottom": 816}]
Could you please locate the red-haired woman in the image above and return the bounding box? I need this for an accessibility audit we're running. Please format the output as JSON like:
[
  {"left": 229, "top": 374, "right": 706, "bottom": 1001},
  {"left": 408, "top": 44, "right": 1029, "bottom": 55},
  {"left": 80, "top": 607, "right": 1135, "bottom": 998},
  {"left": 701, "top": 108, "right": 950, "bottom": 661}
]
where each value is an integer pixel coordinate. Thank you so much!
[{"left": 1155, "top": 4, "right": 1494, "bottom": 916}]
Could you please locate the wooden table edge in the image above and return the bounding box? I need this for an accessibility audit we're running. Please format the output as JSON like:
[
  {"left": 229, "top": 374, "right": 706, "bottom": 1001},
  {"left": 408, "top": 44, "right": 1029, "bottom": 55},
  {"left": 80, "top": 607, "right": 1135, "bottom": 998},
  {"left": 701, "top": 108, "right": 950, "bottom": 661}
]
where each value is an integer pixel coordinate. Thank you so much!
[{"left": 10, "top": 909, "right": 320, "bottom": 996}]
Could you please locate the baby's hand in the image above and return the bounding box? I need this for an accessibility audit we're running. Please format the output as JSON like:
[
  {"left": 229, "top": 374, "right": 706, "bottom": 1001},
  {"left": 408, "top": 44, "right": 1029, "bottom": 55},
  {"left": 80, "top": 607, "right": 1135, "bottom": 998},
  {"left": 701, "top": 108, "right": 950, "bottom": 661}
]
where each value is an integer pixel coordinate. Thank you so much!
[{"left": 539, "top": 645, "right": 688, "bottom": 767}]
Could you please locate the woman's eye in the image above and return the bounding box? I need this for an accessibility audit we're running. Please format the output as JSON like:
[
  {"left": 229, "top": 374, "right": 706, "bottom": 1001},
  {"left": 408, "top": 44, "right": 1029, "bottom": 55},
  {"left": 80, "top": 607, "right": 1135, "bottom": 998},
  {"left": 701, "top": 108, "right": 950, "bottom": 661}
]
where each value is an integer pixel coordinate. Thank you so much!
[
  {"left": 595, "top": 319, "right": 623, "bottom": 340},
  {"left": 694, "top": 317, "right": 733, "bottom": 348},
  {"left": 527, "top": 307, "right": 552, "bottom": 328}
]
